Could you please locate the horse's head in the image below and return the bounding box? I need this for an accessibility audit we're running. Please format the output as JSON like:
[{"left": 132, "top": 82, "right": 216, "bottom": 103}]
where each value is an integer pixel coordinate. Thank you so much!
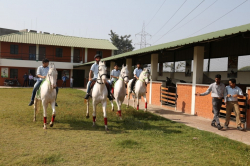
[
  {"left": 120, "top": 64, "right": 129, "bottom": 84},
  {"left": 98, "top": 61, "right": 107, "bottom": 83},
  {"left": 47, "top": 63, "right": 58, "bottom": 89},
  {"left": 140, "top": 68, "right": 150, "bottom": 84}
]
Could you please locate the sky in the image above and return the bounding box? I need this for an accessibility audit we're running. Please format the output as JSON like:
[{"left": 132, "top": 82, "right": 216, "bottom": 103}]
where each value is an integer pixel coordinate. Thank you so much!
[{"left": 0, "top": 0, "right": 250, "bottom": 50}]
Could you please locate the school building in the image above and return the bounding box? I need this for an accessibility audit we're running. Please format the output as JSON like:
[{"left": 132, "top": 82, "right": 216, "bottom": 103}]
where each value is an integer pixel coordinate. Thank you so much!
[
  {"left": 0, "top": 28, "right": 117, "bottom": 87},
  {"left": 75, "top": 23, "right": 250, "bottom": 129}
]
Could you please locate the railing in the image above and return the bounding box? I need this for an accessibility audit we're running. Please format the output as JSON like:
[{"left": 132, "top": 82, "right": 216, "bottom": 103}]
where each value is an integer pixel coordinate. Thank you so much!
[
  {"left": 0, "top": 52, "right": 82, "bottom": 63},
  {"left": 219, "top": 93, "right": 249, "bottom": 125},
  {"left": 160, "top": 86, "right": 178, "bottom": 107}
]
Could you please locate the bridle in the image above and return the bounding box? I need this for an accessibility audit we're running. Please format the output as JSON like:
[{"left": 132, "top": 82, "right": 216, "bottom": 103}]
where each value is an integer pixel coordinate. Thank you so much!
[
  {"left": 139, "top": 70, "right": 150, "bottom": 83},
  {"left": 97, "top": 65, "right": 107, "bottom": 84},
  {"left": 46, "top": 69, "right": 57, "bottom": 89},
  {"left": 119, "top": 70, "right": 129, "bottom": 82}
]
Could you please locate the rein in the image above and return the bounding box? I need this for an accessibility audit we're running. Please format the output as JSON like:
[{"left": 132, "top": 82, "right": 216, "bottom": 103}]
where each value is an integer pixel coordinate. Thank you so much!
[
  {"left": 96, "top": 65, "right": 107, "bottom": 84},
  {"left": 139, "top": 71, "right": 149, "bottom": 83}
]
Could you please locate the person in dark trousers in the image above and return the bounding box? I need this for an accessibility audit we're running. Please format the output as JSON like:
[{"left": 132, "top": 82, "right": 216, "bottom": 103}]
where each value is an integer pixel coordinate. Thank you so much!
[
  {"left": 29, "top": 73, "right": 34, "bottom": 87},
  {"left": 84, "top": 54, "right": 114, "bottom": 100},
  {"left": 130, "top": 63, "right": 143, "bottom": 93},
  {"left": 195, "top": 74, "right": 225, "bottom": 130},
  {"left": 224, "top": 78, "right": 244, "bottom": 131},
  {"left": 28, "top": 59, "right": 58, "bottom": 107},
  {"left": 23, "top": 73, "right": 29, "bottom": 87},
  {"left": 61, "top": 74, "right": 68, "bottom": 88}
]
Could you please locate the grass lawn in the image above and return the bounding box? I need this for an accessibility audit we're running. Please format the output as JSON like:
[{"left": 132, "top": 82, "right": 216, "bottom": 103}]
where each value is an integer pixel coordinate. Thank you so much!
[{"left": 0, "top": 88, "right": 250, "bottom": 166}]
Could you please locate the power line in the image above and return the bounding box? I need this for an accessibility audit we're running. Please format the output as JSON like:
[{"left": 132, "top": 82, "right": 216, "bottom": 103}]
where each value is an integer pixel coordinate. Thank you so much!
[
  {"left": 152, "top": 0, "right": 187, "bottom": 37},
  {"left": 188, "top": 0, "right": 248, "bottom": 37},
  {"left": 153, "top": 0, "right": 205, "bottom": 44},
  {"left": 146, "top": 0, "right": 167, "bottom": 27},
  {"left": 171, "top": 0, "right": 218, "bottom": 33}
]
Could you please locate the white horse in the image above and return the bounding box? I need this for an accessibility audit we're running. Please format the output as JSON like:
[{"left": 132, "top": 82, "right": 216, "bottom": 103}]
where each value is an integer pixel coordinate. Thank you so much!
[
  {"left": 110, "top": 65, "right": 129, "bottom": 119},
  {"left": 34, "top": 63, "right": 58, "bottom": 129},
  {"left": 86, "top": 61, "right": 109, "bottom": 131},
  {"left": 127, "top": 68, "right": 150, "bottom": 112}
]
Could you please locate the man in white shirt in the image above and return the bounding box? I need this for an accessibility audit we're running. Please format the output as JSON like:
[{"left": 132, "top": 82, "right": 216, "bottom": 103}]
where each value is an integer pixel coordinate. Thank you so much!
[
  {"left": 84, "top": 54, "right": 114, "bottom": 100},
  {"left": 110, "top": 64, "right": 120, "bottom": 86},
  {"left": 130, "top": 63, "right": 142, "bottom": 93},
  {"left": 224, "top": 78, "right": 244, "bottom": 131},
  {"left": 195, "top": 74, "right": 225, "bottom": 130},
  {"left": 70, "top": 76, "right": 74, "bottom": 88}
]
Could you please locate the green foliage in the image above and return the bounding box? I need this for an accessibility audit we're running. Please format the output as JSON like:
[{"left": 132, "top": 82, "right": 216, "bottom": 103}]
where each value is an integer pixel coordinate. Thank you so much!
[
  {"left": 109, "top": 30, "right": 134, "bottom": 55},
  {"left": 238, "top": 66, "right": 250, "bottom": 71}
]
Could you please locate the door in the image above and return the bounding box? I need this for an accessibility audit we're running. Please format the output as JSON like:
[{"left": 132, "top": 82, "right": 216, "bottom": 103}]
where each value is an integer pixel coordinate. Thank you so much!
[
  {"left": 73, "top": 70, "right": 85, "bottom": 87},
  {"left": 29, "top": 46, "right": 36, "bottom": 60},
  {"left": 29, "top": 69, "right": 36, "bottom": 76},
  {"left": 73, "top": 49, "right": 80, "bottom": 63},
  {"left": 39, "top": 47, "right": 46, "bottom": 61}
]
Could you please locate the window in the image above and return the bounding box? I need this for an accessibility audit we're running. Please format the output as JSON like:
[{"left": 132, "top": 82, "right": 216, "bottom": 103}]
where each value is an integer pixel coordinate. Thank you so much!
[
  {"left": 57, "top": 71, "right": 62, "bottom": 80},
  {"left": 56, "top": 48, "right": 63, "bottom": 57},
  {"left": 10, "top": 45, "right": 18, "bottom": 54},
  {"left": 238, "top": 55, "right": 250, "bottom": 71},
  {"left": 96, "top": 51, "right": 103, "bottom": 57},
  {"left": 10, "top": 69, "right": 18, "bottom": 78}
]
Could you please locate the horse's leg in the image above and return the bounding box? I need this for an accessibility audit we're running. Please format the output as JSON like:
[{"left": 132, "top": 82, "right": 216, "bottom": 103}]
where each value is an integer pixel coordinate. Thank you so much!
[
  {"left": 50, "top": 100, "right": 56, "bottom": 127},
  {"left": 102, "top": 101, "right": 108, "bottom": 131},
  {"left": 86, "top": 99, "right": 89, "bottom": 118},
  {"left": 133, "top": 93, "right": 136, "bottom": 109},
  {"left": 143, "top": 94, "right": 147, "bottom": 112},
  {"left": 92, "top": 101, "right": 96, "bottom": 127},
  {"left": 33, "top": 98, "right": 37, "bottom": 122},
  {"left": 136, "top": 94, "right": 139, "bottom": 111},
  {"left": 111, "top": 100, "right": 114, "bottom": 112},
  {"left": 127, "top": 92, "right": 131, "bottom": 108},
  {"left": 116, "top": 98, "right": 122, "bottom": 118},
  {"left": 42, "top": 100, "right": 48, "bottom": 129}
]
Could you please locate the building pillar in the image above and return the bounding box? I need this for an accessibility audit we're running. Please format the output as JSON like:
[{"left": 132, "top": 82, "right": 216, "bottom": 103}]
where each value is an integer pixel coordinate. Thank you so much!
[
  {"left": 70, "top": 69, "right": 73, "bottom": 78},
  {"left": 0, "top": 41, "right": 1, "bottom": 65},
  {"left": 36, "top": 44, "right": 39, "bottom": 61},
  {"left": 191, "top": 46, "right": 204, "bottom": 115},
  {"left": 111, "top": 50, "right": 114, "bottom": 56},
  {"left": 151, "top": 54, "right": 158, "bottom": 81},
  {"left": 110, "top": 61, "right": 115, "bottom": 74},
  {"left": 71, "top": 47, "right": 74, "bottom": 63},
  {"left": 126, "top": 58, "right": 132, "bottom": 78},
  {"left": 85, "top": 48, "right": 88, "bottom": 63}
]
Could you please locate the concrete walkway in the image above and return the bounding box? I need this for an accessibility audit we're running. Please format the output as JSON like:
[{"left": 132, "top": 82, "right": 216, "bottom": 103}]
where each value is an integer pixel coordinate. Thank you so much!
[{"left": 78, "top": 88, "right": 250, "bottom": 145}]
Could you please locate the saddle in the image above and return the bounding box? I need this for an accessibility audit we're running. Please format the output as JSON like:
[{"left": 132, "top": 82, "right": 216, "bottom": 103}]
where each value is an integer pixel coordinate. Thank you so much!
[{"left": 89, "top": 81, "right": 111, "bottom": 93}]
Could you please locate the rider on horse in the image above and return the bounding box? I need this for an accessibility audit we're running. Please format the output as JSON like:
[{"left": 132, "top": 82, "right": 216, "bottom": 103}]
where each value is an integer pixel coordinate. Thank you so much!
[
  {"left": 110, "top": 63, "right": 120, "bottom": 88},
  {"left": 130, "top": 62, "right": 142, "bottom": 93},
  {"left": 28, "top": 59, "right": 59, "bottom": 106},
  {"left": 84, "top": 54, "right": 114, "bottom": 100}
]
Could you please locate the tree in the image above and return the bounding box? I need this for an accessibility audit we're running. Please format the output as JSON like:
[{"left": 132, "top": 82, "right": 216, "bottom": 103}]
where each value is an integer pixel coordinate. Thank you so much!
[{"left": 109, "top": 30, "right": 135, "bottom": 55}]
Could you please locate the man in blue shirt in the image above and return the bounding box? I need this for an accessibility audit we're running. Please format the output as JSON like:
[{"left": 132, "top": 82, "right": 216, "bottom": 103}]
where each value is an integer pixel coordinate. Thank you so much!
[
  {"left": 84, "top": 54, "right": 114, "bottom": 101},
  {"left": 28, "top": 59, "right": 58, "bottom": 106},
  {"left": 61, "top": 74, "right": 68, "bottom": 88},
  {"left": 224, "top": 78, "right": 244, "bottom": 131},
  {"left": 130, "top": 63, "right": 143, "bottom": 93},
  {"left": 23, "top": 73, "right": 28, "bottom": 87},
  {"left": 110, "top": 64, "right": 120, "bottom": 86}
]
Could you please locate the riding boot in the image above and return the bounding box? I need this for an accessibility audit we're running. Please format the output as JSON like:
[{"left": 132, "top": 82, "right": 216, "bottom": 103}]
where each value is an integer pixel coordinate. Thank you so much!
[
  {"left": 85, "top": 81, "right": 93, "bottom": 99},
  {"left": 105, "top": 83, "right": 115, "bottom": 100}
]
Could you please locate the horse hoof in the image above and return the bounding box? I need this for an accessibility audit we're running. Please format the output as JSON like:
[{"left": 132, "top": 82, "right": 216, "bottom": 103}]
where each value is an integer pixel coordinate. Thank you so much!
[
  {"left": 86, "top": 115, "right": 90, "bottom": 119},
  {"left": 43, "top": 126, "right": 47, "bottom": 130},
  {"left": 105, "top": 128, "right": 109, "bottom": 131},
  {"left": 33, "top": 119, "right": 36, "bottom": 122},
  {"left": 49, "top": 122, "right": 53, "bottom": 127},
  {"left": 144, "top": 109, "right": 147, "bottom": 112}
]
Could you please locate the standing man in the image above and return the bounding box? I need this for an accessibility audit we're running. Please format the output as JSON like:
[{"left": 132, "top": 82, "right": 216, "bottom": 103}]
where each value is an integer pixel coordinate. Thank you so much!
[
  {"left": 29, "top": 73, "right": 34, "bottom": 87},
  {"left": 23, "top": 73, "right": 28, "bottom": 87},
  {"left": 224, "top": 79, "right": 244, "bottom": 131},
  {"left": 195, "top": 74, "right": 225, "bottom": 130},
  {"left": 130, "top": 63, "right": 142, "bottom": 93},
  {"left": 61, "top": 74, "right": 68, "bottom": 88},
  {"left": 110, "top": 64, "right": 120, "bottom": 87},
  {"left": 84, "top": 54, "right": 114, "bottom": 100},
  {"left": 28, "top": 59, "right": 58, "bottom": 107}
]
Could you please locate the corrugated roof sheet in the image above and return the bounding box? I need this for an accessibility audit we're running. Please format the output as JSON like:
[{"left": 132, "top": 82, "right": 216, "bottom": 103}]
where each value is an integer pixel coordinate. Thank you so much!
[
  {"left": 0, "top": 32, "right": 118, "bottom": 50},
  {"left": 76, "top": 23, "right": 250, "bottom": 67}
]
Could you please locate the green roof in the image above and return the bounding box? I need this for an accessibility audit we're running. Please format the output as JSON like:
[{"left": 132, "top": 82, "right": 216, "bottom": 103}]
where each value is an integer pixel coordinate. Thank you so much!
[
  {"left": 0, "top": 32, "right": 117, "bottom": 50},
  {"left": 76, "top": 23, "right": 250, "bottom": 67}
]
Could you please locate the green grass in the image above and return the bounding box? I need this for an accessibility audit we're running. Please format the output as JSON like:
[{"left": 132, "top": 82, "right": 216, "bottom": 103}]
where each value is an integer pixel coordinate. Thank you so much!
[{"left": 0, "top": 88, "right": 250, "bottom": 166}]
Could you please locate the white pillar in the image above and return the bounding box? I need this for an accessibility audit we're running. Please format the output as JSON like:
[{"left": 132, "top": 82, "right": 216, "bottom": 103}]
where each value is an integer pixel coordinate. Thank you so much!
[
  {"left": 36, "top": 44, "right": 39, "bottom": 61},
  {"left": 85, "top": 48, "right": 88, "bottom": 63},
  {"left": 191, "top": 46, "right": 204, "bottom": 115},
  {"left": 71, "top": 47, "right": 74, "bottom": 63},
  {"left": 110, "top": 61, "right": 115, "bottom": 74},
  {"left": 151, "top": 54, "right": 158, "bottom": 81},
  {"left": 111, "top": 50, "right": 114, "bottom": 56},
  {"left": 0, "top": 41, "right": 1, "bottom": 65},
  {"left": 70, "top": 69, "right": 73, "bottom": 77},
  {"left": 126, "top": 58, "right": 132, "bottom": 78},
  {"left": 149, "top": 75, "right": 152, "bottom": 104}
]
